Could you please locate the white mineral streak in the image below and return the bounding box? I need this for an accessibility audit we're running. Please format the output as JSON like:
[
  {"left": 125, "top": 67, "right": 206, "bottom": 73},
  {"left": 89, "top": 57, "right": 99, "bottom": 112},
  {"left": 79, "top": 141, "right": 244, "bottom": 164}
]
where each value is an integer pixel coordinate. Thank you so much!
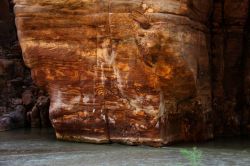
[
  {"left": 100, "top": 111, "right": 106, "bottom": 122},
  {"left": 128, "top": 96, "right": 142, "bottom": 113},
  {"left": 113, "top": 66, "right": 125, "bottom": 96},
  {"left": 155, "top": 121, "right": 159, "bottom": 128},
  {"left": 50, "top": 89, "right": 81, "bottom": 111},
  {"left": 108, "top": 117, "right": 115, "bottom": 124},
  {"left": 144, "top": 106, "right": 157, "bottom": 115},
  {"left": 142, "top": 3, "right": 147, "bottom": 10},
  {"left": 140, "top": 125, "right": 147, "bottom": 129},
  {"left": 22, "top": 40, "right": 76, "bottom": 53},
  {"left": 107, "top": 50, "right": 116, "bottom": 66},
  {"left": 82, "top": 95, "right": 90, "bottom": 103},
  {"left": 50, "top": 90, "right": 62, "bottom": 112},
  {"left": 100, "top": 63, "right": 105, "bottom": 85}
]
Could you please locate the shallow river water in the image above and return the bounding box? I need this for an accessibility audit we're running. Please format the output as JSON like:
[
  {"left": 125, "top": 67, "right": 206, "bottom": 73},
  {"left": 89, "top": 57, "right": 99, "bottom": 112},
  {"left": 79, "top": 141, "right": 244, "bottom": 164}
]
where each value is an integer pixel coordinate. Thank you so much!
[{"left": 0, "top": 129, "right": 250, "bottom": 166}]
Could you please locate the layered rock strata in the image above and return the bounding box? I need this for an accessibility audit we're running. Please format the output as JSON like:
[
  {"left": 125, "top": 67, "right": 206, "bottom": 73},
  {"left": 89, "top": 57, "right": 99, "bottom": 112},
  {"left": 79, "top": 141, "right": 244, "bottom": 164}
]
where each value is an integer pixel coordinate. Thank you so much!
[{"left": 14, "top": 0, "right": 213, "bottom": 146}]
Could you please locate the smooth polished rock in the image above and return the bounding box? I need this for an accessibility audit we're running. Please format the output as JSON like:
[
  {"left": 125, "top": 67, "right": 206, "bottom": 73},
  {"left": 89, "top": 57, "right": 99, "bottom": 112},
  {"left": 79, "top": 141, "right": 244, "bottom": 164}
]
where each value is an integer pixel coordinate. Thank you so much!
[{"left": 14, "top": 0, "right": 213, "bottom": 146}]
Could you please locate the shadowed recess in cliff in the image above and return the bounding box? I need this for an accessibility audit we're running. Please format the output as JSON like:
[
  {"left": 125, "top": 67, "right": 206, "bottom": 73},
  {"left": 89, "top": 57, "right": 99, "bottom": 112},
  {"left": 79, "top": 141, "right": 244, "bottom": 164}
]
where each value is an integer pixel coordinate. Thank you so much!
[
  {"left": 211, "top": 0, "right": 250, "bottom": 137},
  {"left": 0, "top": 0, "right": 51, "bottom": 131}
]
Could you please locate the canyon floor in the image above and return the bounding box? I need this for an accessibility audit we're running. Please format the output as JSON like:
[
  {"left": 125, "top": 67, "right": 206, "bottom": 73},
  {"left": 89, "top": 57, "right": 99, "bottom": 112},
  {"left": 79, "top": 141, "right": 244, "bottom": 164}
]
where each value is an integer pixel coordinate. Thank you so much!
[{"left": 0, "top": 129, "right": 250, "bottom": 166}]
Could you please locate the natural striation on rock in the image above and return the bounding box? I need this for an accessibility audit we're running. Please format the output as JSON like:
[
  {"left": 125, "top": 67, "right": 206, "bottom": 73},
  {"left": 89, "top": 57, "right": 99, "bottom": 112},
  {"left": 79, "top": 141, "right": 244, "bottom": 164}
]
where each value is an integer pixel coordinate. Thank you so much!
[{"left": 14, "top": 0, "right": 213, "bottom": 146}]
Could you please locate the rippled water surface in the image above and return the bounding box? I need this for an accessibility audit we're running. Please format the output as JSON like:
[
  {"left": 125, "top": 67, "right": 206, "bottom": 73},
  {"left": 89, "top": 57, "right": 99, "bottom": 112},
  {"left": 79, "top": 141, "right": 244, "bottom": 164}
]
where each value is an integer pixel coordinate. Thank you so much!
[{"left": 0, "top": 129, "right": 250, "bottom": 166}]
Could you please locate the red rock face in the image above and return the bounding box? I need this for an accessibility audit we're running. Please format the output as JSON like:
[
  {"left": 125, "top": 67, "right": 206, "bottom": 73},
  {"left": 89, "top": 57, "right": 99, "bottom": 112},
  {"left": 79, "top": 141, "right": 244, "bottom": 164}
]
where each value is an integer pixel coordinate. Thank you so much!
[{"left": 14, "top": 0, "right": 213, "bottom": 146}]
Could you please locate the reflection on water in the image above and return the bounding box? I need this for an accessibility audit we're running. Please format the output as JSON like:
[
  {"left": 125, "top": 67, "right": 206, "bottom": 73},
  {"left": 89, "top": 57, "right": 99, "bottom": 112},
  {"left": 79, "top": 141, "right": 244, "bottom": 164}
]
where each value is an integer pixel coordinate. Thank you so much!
[{"left": 0, "top": 129, "right": 250, "bottom": 166}]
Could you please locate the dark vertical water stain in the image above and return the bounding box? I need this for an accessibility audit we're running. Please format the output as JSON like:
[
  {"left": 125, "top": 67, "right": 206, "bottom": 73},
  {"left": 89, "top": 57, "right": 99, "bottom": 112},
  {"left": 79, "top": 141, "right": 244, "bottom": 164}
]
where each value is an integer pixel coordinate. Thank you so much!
[
  {"left": 237, "top": 0, "right": 250, "bottom": 136},
  {"left": 208, "top": 0, "right": 216, "bottom": 137}
]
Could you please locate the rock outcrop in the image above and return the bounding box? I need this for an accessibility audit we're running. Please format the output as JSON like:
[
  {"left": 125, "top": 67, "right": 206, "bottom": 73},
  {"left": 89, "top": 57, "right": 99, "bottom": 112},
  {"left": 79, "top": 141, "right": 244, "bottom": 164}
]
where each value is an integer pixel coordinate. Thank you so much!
[
  {"left": 27, "top": 96, "right": 50, "bottom": 128},
  {"left": 8, "top": 0, "right": 250, "bottom": 146},
  {"left": 14, "top": 0, "right": 213, "bottom": 146},
  {"left": 0, "top": 105, "right": 25, "bottom": 131},
  {"left": 211, "top": 0, "right": 250, "bottom": 136},
  {"left": 0, "top": 0, "right": 50, "bottom": 131}
]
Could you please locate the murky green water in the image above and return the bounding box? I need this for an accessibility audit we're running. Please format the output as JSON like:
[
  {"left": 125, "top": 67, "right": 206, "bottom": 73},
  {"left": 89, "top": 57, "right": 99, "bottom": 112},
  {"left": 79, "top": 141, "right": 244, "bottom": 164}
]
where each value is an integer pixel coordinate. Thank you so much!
[{"left": 0, "top": 129, "right": 250, "bottom": 166}]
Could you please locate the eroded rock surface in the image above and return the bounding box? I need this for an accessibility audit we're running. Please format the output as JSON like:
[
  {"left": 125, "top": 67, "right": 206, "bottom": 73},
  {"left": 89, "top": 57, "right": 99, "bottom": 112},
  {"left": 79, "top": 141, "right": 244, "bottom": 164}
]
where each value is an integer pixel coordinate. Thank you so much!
[
  {"left": 0, "top": 0, "right": 50, "bottom": 131},
  {"left": 14, "top": 0, "right": 213, "bottom": 146}
]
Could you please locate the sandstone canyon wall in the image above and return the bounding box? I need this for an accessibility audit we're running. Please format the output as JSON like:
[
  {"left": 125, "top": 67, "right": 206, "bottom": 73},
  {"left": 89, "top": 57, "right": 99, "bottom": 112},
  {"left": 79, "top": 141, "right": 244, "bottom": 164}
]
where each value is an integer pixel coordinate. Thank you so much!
[
  {"left": 0, "top": 0, "right": 249, "bottom": 146},
  {"left": 13, "top": 0, "right": 213, "bottom": 146}
]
